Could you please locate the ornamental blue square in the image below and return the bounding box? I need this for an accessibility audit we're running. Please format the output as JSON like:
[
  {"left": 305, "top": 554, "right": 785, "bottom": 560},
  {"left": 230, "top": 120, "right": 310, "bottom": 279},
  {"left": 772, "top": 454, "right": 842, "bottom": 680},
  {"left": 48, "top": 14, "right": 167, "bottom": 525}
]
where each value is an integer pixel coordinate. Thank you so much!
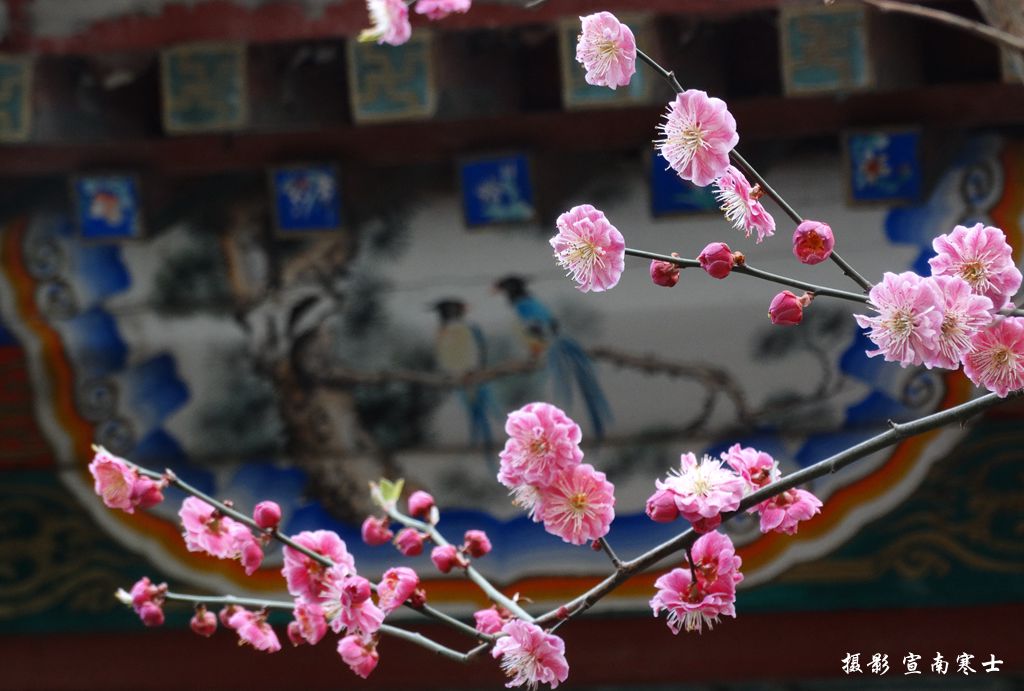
[
  {"left": 846, "top": 130, "right": 922, "bottom": 203},
  {"left": 460, "top": 154, "right": 536, "bottom": 227},
  {"left": 74, "top": 175, "right": 144, "bottom": 241},
  {"left": 161, "top": 44, "right": 247, "bottom": 133},
  {"left": 649, "top": 152, "right": 719, "bottom": 217},
  {"left": 271, "top": 165, "right": 342, "bottom": 234}
]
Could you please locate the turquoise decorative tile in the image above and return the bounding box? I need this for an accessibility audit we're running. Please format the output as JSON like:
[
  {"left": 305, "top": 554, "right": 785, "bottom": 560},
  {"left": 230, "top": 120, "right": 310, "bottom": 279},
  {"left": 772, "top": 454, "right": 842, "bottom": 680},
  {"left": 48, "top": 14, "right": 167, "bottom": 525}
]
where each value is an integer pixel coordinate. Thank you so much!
[
  {"left": 347, "top": 32, "right": 436, "bottom": 123},
  {"left": 781, "top": 4, "right": 870, "bottom": 95},
  {"left": 160, "top": 43, "right": 247, "bottom": 133},
  {"left": 0, "top": 56, "right": 32, "bottom": 142}
]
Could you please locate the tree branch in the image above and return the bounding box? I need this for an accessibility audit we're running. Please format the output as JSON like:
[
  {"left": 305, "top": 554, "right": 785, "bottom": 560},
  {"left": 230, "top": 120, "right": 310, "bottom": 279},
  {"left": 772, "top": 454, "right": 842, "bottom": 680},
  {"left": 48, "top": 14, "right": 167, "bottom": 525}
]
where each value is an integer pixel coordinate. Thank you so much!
[{"left": 862, "top": 0, "right": 1024, "bottom": 52}]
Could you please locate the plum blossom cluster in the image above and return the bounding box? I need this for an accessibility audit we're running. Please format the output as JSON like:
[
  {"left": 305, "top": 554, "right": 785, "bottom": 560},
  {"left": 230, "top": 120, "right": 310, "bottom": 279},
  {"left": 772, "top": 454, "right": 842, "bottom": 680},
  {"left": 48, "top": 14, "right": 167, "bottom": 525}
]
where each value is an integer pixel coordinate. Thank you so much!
[
  {"left": 89, "top": 449, "right": 429, "bottom": 681},
  {"left": 646, "top": 444, "right": 821, "bottom": 536},
  {"left": 650, "top": 531, "right": 743, "bottom": 635},
  {"left": 360, "top": 0, "right": 471, "bottom": 46},
  {"left": 854, "top": 223, "right": 1024, "bottom": 397},
  {"left": 498, "top": 402, "right": 616, "bottom": 546}
]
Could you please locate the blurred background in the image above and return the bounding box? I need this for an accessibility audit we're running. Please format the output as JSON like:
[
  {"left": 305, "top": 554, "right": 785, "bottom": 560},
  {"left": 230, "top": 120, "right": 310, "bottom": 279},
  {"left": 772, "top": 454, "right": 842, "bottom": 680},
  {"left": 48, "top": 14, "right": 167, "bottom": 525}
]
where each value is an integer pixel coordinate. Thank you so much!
[{"left": 0, "top": 0, "right": 1023, "bottom": 688}]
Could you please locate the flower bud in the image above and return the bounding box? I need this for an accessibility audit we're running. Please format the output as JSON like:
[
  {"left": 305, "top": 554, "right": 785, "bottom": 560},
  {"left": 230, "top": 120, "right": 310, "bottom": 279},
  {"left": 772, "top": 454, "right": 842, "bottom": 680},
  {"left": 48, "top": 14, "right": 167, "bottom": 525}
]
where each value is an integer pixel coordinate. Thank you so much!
[
  {"left": 768, "top": 290, "right": 813, "bottom": 326},
  {"left": 408, "top": 587, "right": 428, "bottom": 608},
  {"left": 252, "top": 501, "right": 282, "bottom": 530},
  {"left": 698, "top": 242, "right": 734, "bottom": 279},
  {"left": 430, "top": 544, "right": 466, "bottom": 574},
  {"left": 792, "top": 220, "right": 834, "bottom": 265},
  {"left": 361, "top": 515, "right": 394, "bottom": 546},
  {"left": 649, "top": 253, "right": 681, "bottom": 287},
  {"left": 138, "top": 601, "right": 165, "bottom": 627},
  {"left": 240, "top": 539, "right": 264, "bottom": 575},
  {"left": 219, "top": 605, "right": 239, "bottom": 628},
  {"left": 462, "top": 529, "right": 492, "bottom": 558},
  {"left": 394, "top": 527, "right": 426, "bottom": 557},
  {"left": 407, "top": 490, "right": 435, "bottom": 519},
  {"left": 129, "top": 476, "right": 165, "bottom": 510},
  {"left": 645, "top": 488, "right": 679, "bottom": 523},
  {"left": 190, "top": 606, "right": 217, "bottom": 637},
  {"left": 287, "top": 621, "right": 305, "bottom": 647},
  {"left": 343, "top": 576, "right": 373, "bottom": 604}
]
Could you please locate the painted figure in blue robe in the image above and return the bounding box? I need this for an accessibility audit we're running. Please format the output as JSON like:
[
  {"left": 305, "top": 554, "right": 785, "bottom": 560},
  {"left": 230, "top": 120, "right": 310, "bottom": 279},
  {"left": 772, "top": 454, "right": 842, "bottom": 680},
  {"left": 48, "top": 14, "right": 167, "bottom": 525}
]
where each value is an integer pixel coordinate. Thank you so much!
[
  {"left": 432, "top": 299, "right": 498, "bottom": 454},
  {"left": 493, "top": 275, "right": 611, "bottom": 439}
]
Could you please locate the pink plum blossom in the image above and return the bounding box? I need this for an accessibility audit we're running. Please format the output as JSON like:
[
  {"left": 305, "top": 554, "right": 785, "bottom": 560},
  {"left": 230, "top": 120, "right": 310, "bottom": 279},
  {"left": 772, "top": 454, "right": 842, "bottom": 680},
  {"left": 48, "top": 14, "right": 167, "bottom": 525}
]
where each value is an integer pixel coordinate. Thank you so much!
[
  {"left": 713, "top": 166, "right": 775, "bottom": 243},
  {"left": 792, "top": 221, "right": 834, "bottom": 265},
  {"left": 377, "top": 566, "right": 420, "bottom": 614},
  {"left": 768, "top": 291, "right": 812, "bottom": 326},
  {"left": 228, "top": 610, "right": 281, "bottom": 653},
  {"left": 414, "top": 0, "right": 470, "bottom": 21},
  {"left": 322, "top": 572, "right": 385, "bottom": 637},
  {"left": 190, "top": 606, "right": 217, "bottom": 637},
  {"left": 281, "top": 530, "right": 356, "bottom": 605},
  {"left": 536, "top": 463, "right": 616, "bottom": 546},
  {"left": 690, "top": 531, "right": 743, "bottom": 591},
  {"left": 463, "top": 529, "right": 492, "bottom": 558},
  {"left": 359, "top": 0, "right": 411, "bottom": 46},
  {"left": 697, "top": 242, "right": 735, "bottom": 279},
  {"left": 721, "top": 444, "right": 779, "bottom": 495},
  {"left": 657, "top": 89, "right": 738, "bottom": 187},
  {"left": 238, "top": 532, "right": 265, "bottom": 575},
  {"left": 929, "top": 223, "right": 1022, "bottom": 310},
  {"left": 962, "top": 317, "right": 1024, "bottom": 397},
  {"left": 89, "top": 447, "right": 164, "bottom": 513},
  {"left": 659, "top": 453, "right": 745, "bottom": 533},
  {"left": 252, "top": 501, "right": 281, "bottom": 530},
  {"left": 550, "top": 204, "right": 625, "bottom": 293},
  {"left": 219, "top": 605, "right": 239, "bottom": 628},
  {"left": 924, "top": 274, "right": 994, "bottom": 370},
  {"left": 758, "top": 488, "right": 822, "bottom": 535},
  {"left": 498, "top": 402, "right": 583, "bottom": 489},
  {"left": 650, "top": 254, "right": 681, "bottom": 287},
  {"left": 492, "top": 620, "right": 570, "bottom": 689},
  {"left": 137, "top": 602, "right": 165, "bottom": 627},
  {"left": 474, "top": 607, "right": 507, "bottom": 635},
  {"left": 431, "top": 544, "right": 467, "bottom": 573},
  {"left": 407, "top": 490, "right": 435, "bottom": 519},
  {"left": 179, "top": 497, "right": 250, "bottom": 560},
  {"left": 650, "top": 566, "right": 736, "bottom": 635},
  {"left": 394, "top": 527, "right": 426, "bottom": 557},
  {"left": 338, "top": 634, "right": 380, "bottom": 679},
  {"left": 854, "top": 271, "right": 943, "bottom": 367},
  {"left": 361, "top": 516, "right": 394, "bottom": 546},
  {"left": 288, "top": 602, "right": 327, "bottom": 646},
  {"left": 575, "top": 12, "right": 636, "bottom": 90}
]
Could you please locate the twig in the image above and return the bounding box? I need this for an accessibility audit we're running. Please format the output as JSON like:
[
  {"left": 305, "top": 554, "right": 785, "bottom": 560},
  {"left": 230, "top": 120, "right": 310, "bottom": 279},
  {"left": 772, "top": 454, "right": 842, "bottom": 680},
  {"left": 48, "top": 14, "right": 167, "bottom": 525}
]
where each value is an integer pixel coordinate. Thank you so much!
[
  {"left": 624, "top": 248, "right": 869, "bottom": 304},
  {"left": 862, "top": 0, "right": 1024, "bottom": 52},
  {"left": 382, "top": 505, "right": 536, "bottom": 623},
  {"left": 163, "top": 592, "right": 294, "bottom": 610}
]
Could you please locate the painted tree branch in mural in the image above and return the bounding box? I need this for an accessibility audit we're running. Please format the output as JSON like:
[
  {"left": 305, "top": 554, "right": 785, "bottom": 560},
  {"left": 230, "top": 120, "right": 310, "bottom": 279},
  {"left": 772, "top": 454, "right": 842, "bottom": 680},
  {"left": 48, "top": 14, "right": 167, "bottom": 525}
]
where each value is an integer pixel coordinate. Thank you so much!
[{"left": 78, "top": 8, "right": 1024, "bottom": 690}]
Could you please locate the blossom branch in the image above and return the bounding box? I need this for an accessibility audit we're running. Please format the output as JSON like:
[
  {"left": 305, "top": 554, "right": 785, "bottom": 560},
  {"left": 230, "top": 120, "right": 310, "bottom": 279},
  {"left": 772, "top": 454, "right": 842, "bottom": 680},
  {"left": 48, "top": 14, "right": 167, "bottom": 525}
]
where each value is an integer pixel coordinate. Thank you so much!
[
  {"left": 534, "top": 389, "right": 1018, "bottom": 626},
  {"left": 383, "top": 504, "right": 536, "bottom": 622},
  {"left": 131, "top": 461, "right": 485, "bottom": 641},
  {"left": 624, "top": 248, "right": 869, "bottom": 304},
  {"left": 594, "top": 537, "right": 623, "bottom": 569},
  {"left": 636, "top": 50, "right": 873, "bottom": 293}
]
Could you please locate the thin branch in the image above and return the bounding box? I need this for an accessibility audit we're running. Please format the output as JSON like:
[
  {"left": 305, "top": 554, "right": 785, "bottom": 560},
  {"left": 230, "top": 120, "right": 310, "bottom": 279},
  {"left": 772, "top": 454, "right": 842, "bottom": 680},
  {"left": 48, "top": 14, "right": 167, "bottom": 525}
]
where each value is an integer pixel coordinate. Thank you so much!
[
  {"left": 595, "top": 538, "right": 623, "bottom": 569},
  {"left": 379, "top": 624, "right": 489, "bottom": 663},
  {"left": 534, "top": 389, "right": 1019, "bottom": 625},
  {"left": 625, "top": 248, "right": 869, "bottom": 304},
  {"left": 383, "top": 505, "right": 536, "bottom": 623},
  {"left": 163, "top": 592, "right": 294, "bottom": 610},
  {"left": 862, "top": 0, "right": 1024, "bottom": 52}
]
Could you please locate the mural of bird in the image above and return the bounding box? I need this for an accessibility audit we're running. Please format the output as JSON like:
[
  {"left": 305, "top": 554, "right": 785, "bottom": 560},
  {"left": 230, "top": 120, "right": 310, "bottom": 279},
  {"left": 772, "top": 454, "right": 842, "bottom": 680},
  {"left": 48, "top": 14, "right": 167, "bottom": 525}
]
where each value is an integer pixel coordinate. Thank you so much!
[
  {"left": 493, "top": 275, "right": 612, "bottom": 439},
  {"left": 432, "top": 298, "right": 498, "bottom": 455}
]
